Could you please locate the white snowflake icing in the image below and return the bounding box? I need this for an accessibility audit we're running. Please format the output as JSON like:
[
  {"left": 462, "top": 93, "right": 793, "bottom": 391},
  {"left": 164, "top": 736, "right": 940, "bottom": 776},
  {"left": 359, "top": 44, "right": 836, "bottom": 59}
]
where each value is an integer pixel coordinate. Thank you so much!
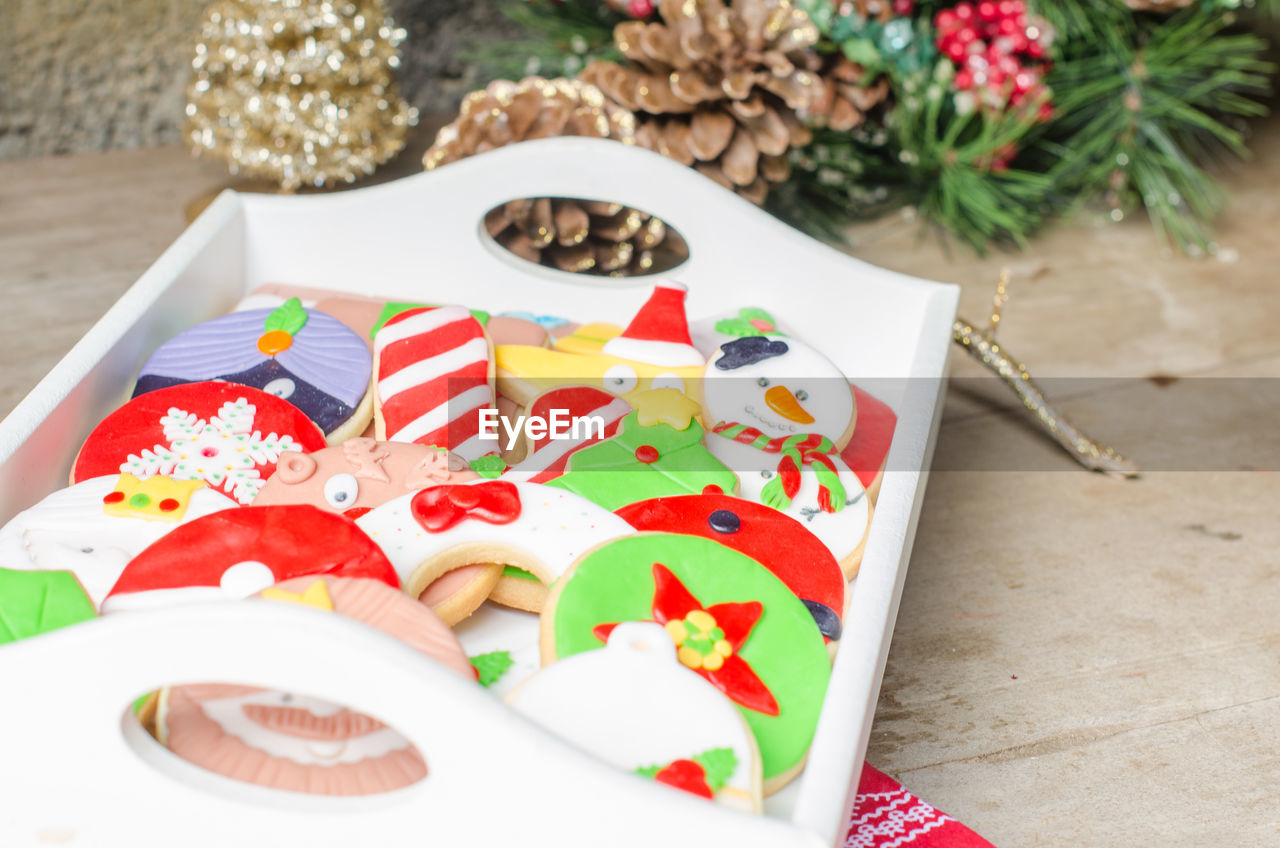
[{"left": 122, "top": 399, "right": 300, "bottom": 504}]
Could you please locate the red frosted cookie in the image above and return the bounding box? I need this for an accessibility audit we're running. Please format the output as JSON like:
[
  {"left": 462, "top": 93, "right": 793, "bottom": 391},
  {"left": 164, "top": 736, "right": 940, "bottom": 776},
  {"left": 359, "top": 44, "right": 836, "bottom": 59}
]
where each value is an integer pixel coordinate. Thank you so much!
[
  {"left": 101, "top": 504, "right": 398, "bottom": 613},
  {"left": 73, "top": 382, "right": 327, "bottom": 505},
  {"left": 840, "top": 384, "right": 897, "bottom": 503},
  {"left": 615, "top": 494, "right": 845, "bottom": 642},
  {"left": 157, "top": 575, "right": 473, "bottom": 796}
]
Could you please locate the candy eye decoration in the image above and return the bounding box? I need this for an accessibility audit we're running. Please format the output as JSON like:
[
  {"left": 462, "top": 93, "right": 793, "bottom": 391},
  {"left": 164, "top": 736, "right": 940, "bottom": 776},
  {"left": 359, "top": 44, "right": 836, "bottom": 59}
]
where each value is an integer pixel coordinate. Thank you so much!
[
  {"left": 323, "top": 473, "right": 360, "bottom": 509},
  {"left": 651, "top": 373, "right": 685, "bottom": 394},
  {"left": 757, "top": 377, "right": 770, "bottom": 388},
  {"left": 263, "top": 377, "right": 297, "bottom": 399},
  {"left": 603, "top": 364, "right": 638, "bottom": 394},
  {"left": 795, "top": 389, "right": 808, "bottom": 402}
]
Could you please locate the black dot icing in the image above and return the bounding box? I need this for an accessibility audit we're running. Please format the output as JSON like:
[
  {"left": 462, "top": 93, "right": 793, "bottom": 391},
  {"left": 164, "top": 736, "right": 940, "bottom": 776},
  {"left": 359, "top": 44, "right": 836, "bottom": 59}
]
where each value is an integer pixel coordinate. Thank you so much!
[
  {"left": 707, "top": 509, "right": 741, "bottom": 534},
  {"left": 802, "top": 599, "right": 842, "bottom": 640}
]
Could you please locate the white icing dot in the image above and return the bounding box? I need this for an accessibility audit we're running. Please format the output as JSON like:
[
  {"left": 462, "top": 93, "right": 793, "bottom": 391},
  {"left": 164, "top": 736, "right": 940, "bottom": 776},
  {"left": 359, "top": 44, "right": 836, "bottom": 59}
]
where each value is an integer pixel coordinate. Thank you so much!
[
  {"left": 264, "top": 377, "right": 297, "bottom": 399},
  {"left": 219, "top": 560, "right": 276, "bottom": 597}
]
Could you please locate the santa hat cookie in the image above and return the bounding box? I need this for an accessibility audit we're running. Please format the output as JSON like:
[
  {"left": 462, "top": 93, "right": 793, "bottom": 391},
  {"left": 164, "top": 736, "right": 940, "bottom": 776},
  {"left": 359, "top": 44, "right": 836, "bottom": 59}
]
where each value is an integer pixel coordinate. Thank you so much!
[
  {"left": 600, "top": 281, "right": 704, "bottom": 368},
  {"left": 101, "top": 504, "right": 398, "bottom": 613}
]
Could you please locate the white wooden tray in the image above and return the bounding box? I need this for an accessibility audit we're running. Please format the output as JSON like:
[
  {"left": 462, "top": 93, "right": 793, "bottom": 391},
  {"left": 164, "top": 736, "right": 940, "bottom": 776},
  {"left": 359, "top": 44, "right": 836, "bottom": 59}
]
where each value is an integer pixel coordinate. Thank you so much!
[{"left": 0, "top": 138, "right": 957, "bottom": 847}]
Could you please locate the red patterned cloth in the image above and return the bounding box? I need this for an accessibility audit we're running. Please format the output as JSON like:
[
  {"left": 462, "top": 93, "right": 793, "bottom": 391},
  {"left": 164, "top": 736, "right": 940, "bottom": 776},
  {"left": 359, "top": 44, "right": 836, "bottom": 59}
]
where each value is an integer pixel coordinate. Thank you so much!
[{"left": 845, "top": 763, "right": 996, "bottom": 848}]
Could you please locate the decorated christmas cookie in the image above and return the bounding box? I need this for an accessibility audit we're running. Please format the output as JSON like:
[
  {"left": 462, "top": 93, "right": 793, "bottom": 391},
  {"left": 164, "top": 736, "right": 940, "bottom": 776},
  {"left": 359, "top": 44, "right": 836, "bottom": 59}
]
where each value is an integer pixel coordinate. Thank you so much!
[
  {"left": 0, "top": 474, "right": 238, "bottom": 607},
  {"left": 372, "top": 305, "right": 496, "bottom": 462},
  {"left": 156, "top": 575, "right": 473, "bottom": 796},
  {"left": 134, "top": 298, "right": 374, "bottom": 442},
  {"left": 615, "top": 493, "right": 845, "bottom": 641},
  {"left": 357, "top": 480, "right": 633, "bottom": 615},
  {"left": 101, "top": 504, "right": 398, "bottom": 613},
  {"left": 504, "top": 386, "right": 631, "bottom": 484},
  {"left": 509, "top": 622, "right": 762, "bottom": 812},
  {"left": 485, "top": 315, "right": 550, "bottom": 348},
  {"left": 494, "top": 282, "right": 705, "bottom": 408},
  {"left": 545, "top": 410, "right": 737, "bottom": 511},
  {"left": 72, "top": 382, "right": 327, "bottom": 505},
  {"left": 542, "top": 533, "right": 830, "bottom": 793},
  {"left": 550, "top": 322, "right": 621, "bottom": 355},
  {"left": 0, "top": 567, "right": 96, "bottom": 645},
  {"left": 702, "top": 336, "right": 870, "bottom": 576},
  {"left": 254, "top": 439, "right": 477, "bottom": 519}
]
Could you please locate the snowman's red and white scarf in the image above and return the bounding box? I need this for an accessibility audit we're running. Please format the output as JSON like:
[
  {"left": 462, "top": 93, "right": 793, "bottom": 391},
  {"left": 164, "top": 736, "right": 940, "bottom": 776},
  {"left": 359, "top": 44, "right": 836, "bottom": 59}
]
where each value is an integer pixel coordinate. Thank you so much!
[{"left": 710, "top": 422, "right": 847, "bottom": 513}]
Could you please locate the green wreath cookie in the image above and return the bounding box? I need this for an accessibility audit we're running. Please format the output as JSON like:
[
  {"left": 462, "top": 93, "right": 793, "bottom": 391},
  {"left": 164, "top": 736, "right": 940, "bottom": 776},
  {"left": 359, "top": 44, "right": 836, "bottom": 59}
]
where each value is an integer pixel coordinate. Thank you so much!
[{"left": 541, "top": 533, "right": 829, "bottom": 792}]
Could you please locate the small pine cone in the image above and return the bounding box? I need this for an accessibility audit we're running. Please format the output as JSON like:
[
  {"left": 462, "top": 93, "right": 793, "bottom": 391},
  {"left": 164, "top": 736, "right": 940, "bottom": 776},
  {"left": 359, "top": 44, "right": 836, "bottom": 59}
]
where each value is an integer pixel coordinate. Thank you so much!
[
  {"left": 425, "top": 77, "right": 683, "bottom": 277},
  {"left": 580, "top": 0, "right": 826, "bottom": 206}
]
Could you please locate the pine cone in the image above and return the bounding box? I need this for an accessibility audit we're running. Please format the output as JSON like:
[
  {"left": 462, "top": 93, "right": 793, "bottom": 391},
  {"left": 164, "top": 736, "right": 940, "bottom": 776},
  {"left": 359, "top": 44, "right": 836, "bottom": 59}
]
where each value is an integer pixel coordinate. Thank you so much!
[
  {"left": 425, "top": 77, "right": 684, "bottom": 276},
  {"left": 580, "top": 0, "right": 827, "bottom": 205},
  {"left": 843, "top": 0, "right": 899, "bottom": 24},
  {"left": 800, "top": 55, "right": 890, "bottom": 132}
]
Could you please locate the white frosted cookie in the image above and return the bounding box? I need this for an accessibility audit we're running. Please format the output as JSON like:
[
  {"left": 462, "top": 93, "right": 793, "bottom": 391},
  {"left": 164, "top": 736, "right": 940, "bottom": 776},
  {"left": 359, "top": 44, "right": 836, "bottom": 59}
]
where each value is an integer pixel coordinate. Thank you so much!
[
  {"left": 509, "top": 622, "right": 762, "bottom": 812},
  {"left": 0, "top": 474, "right": 237, "bottom": 608}
]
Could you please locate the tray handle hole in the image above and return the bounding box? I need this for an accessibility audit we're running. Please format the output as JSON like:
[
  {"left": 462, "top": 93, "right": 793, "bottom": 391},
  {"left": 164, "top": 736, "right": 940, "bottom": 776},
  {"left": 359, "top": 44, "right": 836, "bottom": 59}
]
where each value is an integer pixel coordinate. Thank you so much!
[
  {"left": 481, "top": 196, "right": 689, "bottom": 282},
  {"left": 124, "top": 684, "right": 428, "bottom": 798}
]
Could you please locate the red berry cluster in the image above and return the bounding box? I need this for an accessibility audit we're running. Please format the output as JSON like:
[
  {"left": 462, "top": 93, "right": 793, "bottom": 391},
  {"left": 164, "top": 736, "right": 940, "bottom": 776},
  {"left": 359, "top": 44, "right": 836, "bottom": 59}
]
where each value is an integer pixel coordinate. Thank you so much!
[{"left": 934, "top": 1, "right": 1053, "bottom": 119}]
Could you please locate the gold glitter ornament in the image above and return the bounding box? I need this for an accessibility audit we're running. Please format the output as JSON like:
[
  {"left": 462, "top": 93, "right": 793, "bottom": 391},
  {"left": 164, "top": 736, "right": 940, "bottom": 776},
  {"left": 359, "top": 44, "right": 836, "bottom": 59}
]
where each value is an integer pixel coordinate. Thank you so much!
[
  {"left": 185, "top": 0, "right": 418, "bottom": 191},
  {"left": 953, "top": 271, "right": 1140, "bottom": 478}
]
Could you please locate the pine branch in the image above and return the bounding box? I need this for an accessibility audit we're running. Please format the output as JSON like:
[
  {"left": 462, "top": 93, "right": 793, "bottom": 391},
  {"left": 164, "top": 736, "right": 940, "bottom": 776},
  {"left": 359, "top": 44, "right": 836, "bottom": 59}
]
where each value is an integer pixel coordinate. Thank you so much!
[
  {"left": 462, "top": 0, "right": 624, "bottom": 82},
  {"left": 1039, "top": 5, "right": 1273, "bottom": 252}
]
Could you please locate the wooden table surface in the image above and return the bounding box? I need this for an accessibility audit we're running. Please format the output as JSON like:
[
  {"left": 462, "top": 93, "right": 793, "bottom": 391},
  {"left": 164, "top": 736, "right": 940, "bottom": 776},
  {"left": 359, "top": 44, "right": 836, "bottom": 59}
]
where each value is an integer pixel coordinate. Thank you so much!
[{"left": 2, "top": 126, "right": 1278, "bottom": 845}]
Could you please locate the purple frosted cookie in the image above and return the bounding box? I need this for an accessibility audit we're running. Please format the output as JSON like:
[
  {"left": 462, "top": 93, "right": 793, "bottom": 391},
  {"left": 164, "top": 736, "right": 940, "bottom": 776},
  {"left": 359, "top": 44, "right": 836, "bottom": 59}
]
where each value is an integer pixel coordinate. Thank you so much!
[{"left": 133, "top": 298, "right": 372, "bottom": 437}]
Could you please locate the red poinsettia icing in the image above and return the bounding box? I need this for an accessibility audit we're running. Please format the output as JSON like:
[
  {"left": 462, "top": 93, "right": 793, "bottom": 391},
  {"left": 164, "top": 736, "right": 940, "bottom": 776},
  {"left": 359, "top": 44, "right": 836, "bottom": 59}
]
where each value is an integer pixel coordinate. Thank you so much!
[
  {"left": 593, "top": 563, "right": 779, "bottom": 716},
  {"left": 411, "top": 481, "right": 521, "bottom": 532},
  {"left": 654, "top": 760, "right": 713, "bottom": 799}
]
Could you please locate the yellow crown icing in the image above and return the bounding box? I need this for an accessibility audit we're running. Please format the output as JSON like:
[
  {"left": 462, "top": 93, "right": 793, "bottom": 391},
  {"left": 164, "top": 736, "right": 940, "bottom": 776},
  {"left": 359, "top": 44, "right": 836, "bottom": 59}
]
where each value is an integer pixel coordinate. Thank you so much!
[
  {"left": 260, "top": 579, "right": 335, "bottom": 612},
  {"left": 103, "top": 474, "right": 206, "bottom": 522}
]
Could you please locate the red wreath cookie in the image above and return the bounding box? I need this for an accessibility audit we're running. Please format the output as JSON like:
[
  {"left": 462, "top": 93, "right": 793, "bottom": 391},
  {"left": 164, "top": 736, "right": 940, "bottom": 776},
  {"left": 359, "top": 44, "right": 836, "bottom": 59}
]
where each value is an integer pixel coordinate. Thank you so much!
[
  {"left": 615, "top": 493, "right": 846, "bottom": 643},
  {"left": 73, "top": 381, "right": 327, "bottom": 505},
  {"left": 101, "top": 505, "right": 398, "bottom": 612}
]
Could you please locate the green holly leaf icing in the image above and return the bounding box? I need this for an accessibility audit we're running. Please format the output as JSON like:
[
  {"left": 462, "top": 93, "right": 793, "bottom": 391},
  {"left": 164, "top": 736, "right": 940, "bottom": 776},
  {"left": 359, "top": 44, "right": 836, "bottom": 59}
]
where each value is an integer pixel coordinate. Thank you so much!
[
  {"left": 691, "top": 747, "right": 738, "bottom": 792},
  {"left": 469, "top": 650, "right": 514, "bottom": 688},
  {"left": 713, "top": 307, "right": 782, "bottom": 338},
  {"left": 370, "top": 302, "right": 491, "bottom": 339},
  {"left": 634, "top": 764, "right": 662, "bottom": 779},
  {"left": 263, "top": 297, "right": 308, "bottom": 336},
  {"left": 501, "top": 565, "right": 540, "bottom": 582},
  {"left": 0, "top": 568, "right": 96, "bottom": 645},
  {"left": 546, "top": 412, "right": 737, "bottom": 510},
  {"left": 469, "top": 455, "right": 507, "bottom": 479}
]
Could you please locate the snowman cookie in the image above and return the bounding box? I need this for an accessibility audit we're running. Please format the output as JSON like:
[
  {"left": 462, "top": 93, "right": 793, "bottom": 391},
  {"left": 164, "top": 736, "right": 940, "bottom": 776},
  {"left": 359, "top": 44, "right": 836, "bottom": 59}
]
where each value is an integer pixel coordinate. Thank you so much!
[
  {"left": 542, "top": 533, "right": 830, "bottom": 794},
  {"left": 701, "top": 336, "right": 871, "bottom": 577},
  {"left": 101, "top": 505, "right": 398, "bottom": 613},
  {"left": 254, "top": 439, "right": 478, "bottom": 519},
  {"left": 615, "top": 493, "right": 845, "bottom": 643},
  {"left": 509, "top": 622, "right": 762, "bottom": 812},
  {"left": 0, "top": 474, "right": 237, "bottom": 608},
  {"left": 356, "top": 480, "right": 634, "bottom": 616},
  {"left": 134, "top": 298, "right": 374, "bottom": 442},
  {"left": 156, "top": 575, "right": 473, "bottom": 796},
  {"left": 72, "top": 382, "right": 327, "bottom": 506}
]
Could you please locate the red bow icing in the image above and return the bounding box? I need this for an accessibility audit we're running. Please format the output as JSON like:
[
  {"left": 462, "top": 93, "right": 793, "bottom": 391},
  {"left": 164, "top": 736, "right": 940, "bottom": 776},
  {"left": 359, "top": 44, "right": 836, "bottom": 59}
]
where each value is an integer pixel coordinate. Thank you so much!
[{"left": 410, "top": 481, "right": 521, "bottom": 533}]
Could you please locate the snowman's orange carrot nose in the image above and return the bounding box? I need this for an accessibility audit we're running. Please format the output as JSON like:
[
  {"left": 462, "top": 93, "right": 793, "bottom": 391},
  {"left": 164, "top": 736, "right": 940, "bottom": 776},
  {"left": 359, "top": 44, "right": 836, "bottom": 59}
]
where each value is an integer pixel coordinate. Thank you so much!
[{"left": 764, "top": 385, "right": 814, "bottom": 424}]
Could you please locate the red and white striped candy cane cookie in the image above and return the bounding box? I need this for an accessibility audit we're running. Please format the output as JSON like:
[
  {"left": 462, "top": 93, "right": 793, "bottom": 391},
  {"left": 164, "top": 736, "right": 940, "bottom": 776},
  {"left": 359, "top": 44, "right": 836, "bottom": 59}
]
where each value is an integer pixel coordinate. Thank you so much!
[{"left": 373, "top": 306, "right": 494, "bottom": 461}]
